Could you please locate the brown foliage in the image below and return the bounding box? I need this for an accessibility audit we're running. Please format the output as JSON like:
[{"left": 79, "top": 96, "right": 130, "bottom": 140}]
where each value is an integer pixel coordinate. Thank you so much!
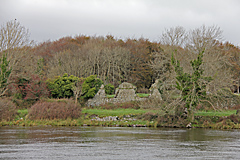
[
  {"left": 0, "top": 98, "right": 17, "bottom": 121},
  {"left": 137, "top": 87, "right": 149, "bottom": 94},
  {"left": 228, "top": 114, "right": 240, "bottom": 124},
  {"left": 157, "top": 114, "right": 189, "bottom": 128},
  {"left": 28, "top": 100, "right": 81, "bottom": 120},
  {"left": 139, "top": 98, "right": 163, "bottom": 109},
  {"left": 139, "top": 112, "right": 159, "bottom": 121},
  {"left": 231, "top": 105, "right": 240, "bottom": 110},
  {"left": 33, "top": 36, "right": 82, "bottom": 61}
]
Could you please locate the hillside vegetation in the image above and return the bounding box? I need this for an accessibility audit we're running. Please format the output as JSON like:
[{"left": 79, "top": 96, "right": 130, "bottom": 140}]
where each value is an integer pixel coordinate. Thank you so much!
[{"left": 1, "top": 20, "right": 240, "bottom": 128}]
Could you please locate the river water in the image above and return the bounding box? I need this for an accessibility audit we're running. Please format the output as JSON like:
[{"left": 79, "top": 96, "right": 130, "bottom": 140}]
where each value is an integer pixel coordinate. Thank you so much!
[{"left": 0, "top": 126, "right": 240, "bottom": 160}]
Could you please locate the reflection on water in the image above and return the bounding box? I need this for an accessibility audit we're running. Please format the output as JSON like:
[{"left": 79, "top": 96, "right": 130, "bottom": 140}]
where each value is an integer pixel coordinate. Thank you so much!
[{"left": 0, "top": 126, "right": 240, "bottom": 160}]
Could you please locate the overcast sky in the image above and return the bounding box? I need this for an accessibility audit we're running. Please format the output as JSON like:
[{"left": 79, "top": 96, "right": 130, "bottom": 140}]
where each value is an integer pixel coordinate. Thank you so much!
[{"left": 1, "top": 0, "right": 240, "bottom": 46}]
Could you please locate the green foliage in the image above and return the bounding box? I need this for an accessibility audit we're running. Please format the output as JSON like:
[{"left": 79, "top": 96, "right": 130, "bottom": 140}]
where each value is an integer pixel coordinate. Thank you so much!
[
  {"left": 171, "top": 51, "right": 212, "bottom": 111},
  {"left": 82, "top": 75, "right": 103, "bottom": 99},
  {"left": 104, "top": 83, "right": 115, "bottom": 95},
  {"left": 16, "top": 109, "right": 28, "bottom": 120},
  {"left": 47, "top": 73, "right": 80, "bottom": 98},
  {"left": 86, "top": 87, "right": 97, "bottom": 98},
  {"left": 0, "top": 53, "right": 12, "bottom": 95},
  {"left": 136, "top": 93, "right": 150, "bottom": 98},
  {"left": 107, "top": 94, "right": 115, "bottom": 98}
]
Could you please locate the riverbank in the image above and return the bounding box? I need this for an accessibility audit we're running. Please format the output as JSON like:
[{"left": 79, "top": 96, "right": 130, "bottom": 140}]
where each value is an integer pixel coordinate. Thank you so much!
[{"left": 1, "top": 108, "right": 240, "bottom": 129}]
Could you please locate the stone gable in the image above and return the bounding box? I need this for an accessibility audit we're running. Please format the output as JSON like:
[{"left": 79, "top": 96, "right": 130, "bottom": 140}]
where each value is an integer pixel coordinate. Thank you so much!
[{"left": 86, "top": 81, "right": 162, "bottom": 107}]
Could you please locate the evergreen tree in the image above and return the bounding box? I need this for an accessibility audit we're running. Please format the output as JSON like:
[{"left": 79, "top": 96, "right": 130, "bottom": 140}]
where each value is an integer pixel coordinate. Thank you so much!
[
  {"left": 0, "top": 53, "right": 12, "bottom": 96},
  {"left": 171, "top": 51, "right": 212, "bottom": 120},
  {"left": 47, "top": 73, "right": 80, "bottom": 98},
  {"left": 82, "top": 75, "right": 103, "bottom": 99}
]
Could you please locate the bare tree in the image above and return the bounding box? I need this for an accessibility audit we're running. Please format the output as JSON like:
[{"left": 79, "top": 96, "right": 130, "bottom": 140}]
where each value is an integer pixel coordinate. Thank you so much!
[
  {"left": 0, "top": 20, "right": 31, "bottom": 52},
  {"left": 0, "top": 20, "right": 33, "bottom": 78},
  {"left": 0, "top": 20, "right": 36, "bottom": 97},
  {"left": 100, "top": 46, "right": 131, "bottom": 85},
  {"left": 47, "top": 49, "right": 85, "bottom": 78},
  {"left": 186, "top": 25, "right": 223, "bottom": 54},
  {"left": 149, "top": 50, "right": 172, "bottom": 81},
  {"left": 156, "top": 25, "right": 237, "bottom": 110},
  {"left": 185, "top": 25, "right": 237, "bottom": 108},
  {"left": 160, "top": 26, "right": 187, "bottom": 47},
  {"left": 47, "top": 37, "right": 131, "bottom": 87},
  {"left": 72, "top": 78, "right": 85, "bottom": 104},
  {"left": 225, "top": 43, "right": 240, "bottom": 93}
]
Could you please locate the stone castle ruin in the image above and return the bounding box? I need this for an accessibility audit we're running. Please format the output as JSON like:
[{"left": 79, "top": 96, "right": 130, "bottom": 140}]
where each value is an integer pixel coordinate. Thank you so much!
[
  {"left": 114, "top": 82, "right": 137, "bottom": 101},
  {"left": 149, "top": 79, "right": 162, "bottom": 100},
  {"left": 86, "top": 80, "right": 162, "bottom": 107}
]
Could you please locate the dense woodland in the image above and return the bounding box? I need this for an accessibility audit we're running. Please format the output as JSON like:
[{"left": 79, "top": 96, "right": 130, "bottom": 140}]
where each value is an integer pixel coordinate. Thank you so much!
[{"left": 1, "top": 20, "right": 240, "bottom": 111}]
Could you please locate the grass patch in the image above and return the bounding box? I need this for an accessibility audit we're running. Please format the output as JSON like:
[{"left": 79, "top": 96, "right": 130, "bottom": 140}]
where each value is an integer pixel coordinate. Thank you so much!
[
  {"left": 106, "top": 95, "right": 115, "bottom": 98},
  {"left": 10, "top": 108, "right": 238, "bottom": 129},
  {"left": 82, "top": 108, "right": 162, "bottom": 117},
  {"left": 17, "top": 109, "right": 28, "bottom": 115},
  {"left": 194, "top": 110, "right": 237, "bottom": 117},
  {"left": 16, "top": 109, "right": 28, "bottom": 120},
  {"left": 136, "top": 93, "right": 150, "bottom": 98}
]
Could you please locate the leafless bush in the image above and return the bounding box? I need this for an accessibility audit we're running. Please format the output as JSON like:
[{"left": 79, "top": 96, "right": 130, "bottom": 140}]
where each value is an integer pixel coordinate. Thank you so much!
[
  {"left": 0, "top": 98, "right": 17, "bottom": 121},
  {"left": 139, "top": 98, "right": 164, "bottom": 109},
  {"left": 29, "top": 100, "right": 81, "bottom": 120}
]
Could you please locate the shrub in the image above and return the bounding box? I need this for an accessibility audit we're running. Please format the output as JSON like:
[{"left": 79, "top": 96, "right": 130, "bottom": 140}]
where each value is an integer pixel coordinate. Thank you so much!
[
  {"left": 228, "top": 114, "right": 240, "bottom": 124},
  {"left": 28, "top": 100, "right": 81, "bottom": 120},
  {"left": 82, "top": 75, "right": 103, "bottom": 99},
  {"left": 156, "top": 114, "right": 189, "bottom": 128},
  {"left": 232, "top": 105, "right": 240, "bottom": 110},
  {"left": 0, "top": 98, "right": 17, "bottom": 121},
  {"left": 10, "top": 75, "right": 49, "bottom": 108},
  {"left": 139, "top": 98, "right": 163, "bottom": 109},
  {"left": 104, "top": 83, "right": 115, "bottom": 95},
  {"left": 47, "top": 73, "right": 80, "bottom": 98},
  {"left": 140, "top": 112, "right": 159, "bottom": 121}
]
